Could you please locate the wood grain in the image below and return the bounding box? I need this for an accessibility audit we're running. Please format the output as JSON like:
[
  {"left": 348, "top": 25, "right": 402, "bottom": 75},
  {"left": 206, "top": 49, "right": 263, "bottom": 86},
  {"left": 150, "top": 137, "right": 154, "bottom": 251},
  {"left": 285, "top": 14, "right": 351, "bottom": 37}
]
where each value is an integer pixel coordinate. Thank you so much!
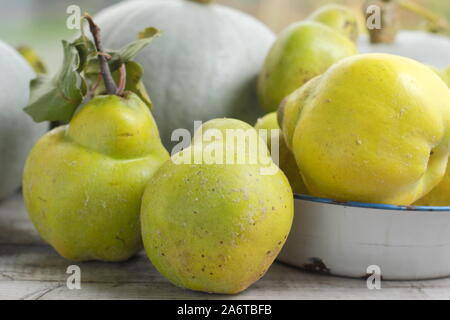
[{"left": 1, "top": 193, "right": 449, "bottom": 300}]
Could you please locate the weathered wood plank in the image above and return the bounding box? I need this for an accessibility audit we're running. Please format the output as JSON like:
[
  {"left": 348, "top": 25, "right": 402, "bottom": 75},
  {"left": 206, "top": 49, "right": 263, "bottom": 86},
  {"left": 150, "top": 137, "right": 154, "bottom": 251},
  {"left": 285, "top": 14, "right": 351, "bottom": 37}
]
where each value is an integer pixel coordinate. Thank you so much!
[
  {"left": 0, "top": 194, "right": 449, "bottom": 299},
  {"left": 1, "top": 244, "right": 450, "bottom": 300},
  {"left": 2, "top": 278, "right": 450, "bottom": 300},
  {"left": 2, "top": 280, "right": 448, "bottom": 300}
]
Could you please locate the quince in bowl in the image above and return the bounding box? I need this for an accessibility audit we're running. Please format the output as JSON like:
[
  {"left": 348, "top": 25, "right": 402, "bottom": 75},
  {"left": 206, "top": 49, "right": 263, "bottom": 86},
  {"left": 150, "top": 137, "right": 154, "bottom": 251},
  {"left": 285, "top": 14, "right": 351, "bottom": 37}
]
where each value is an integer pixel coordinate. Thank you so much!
[{"left": 277, "top": 53, "right": 450, "bottom": 280}]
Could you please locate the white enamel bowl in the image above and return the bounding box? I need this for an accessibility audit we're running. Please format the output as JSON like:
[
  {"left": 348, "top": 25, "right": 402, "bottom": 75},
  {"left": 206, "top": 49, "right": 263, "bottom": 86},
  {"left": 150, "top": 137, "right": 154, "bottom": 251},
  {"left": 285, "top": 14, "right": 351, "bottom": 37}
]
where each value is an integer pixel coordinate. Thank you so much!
[
  {"left": 279, "top": 31, "right": 450, "bottom": 280},
  {"left": 278, "top": 195, "right": 450, "bottom": 280}
]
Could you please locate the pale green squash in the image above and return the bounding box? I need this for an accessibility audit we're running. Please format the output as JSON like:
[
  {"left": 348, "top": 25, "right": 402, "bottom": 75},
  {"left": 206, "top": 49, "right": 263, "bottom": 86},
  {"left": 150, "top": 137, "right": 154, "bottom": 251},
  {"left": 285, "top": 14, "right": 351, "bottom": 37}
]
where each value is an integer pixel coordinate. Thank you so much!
[
  {"left": 359, "top": 30, "right": 450, "bottom": 68},
  {"left": 0, "top": 40, "right": 47, "bottom": 201}
]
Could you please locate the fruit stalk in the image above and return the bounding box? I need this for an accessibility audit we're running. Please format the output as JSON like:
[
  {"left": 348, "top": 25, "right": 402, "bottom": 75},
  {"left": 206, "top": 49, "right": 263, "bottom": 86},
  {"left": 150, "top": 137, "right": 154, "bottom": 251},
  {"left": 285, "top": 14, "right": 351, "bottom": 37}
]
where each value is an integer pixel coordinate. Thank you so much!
[
  {"left": 398, "top": 0, "right": 450, "bottom": 34},
  {"left": 364, "top": 0, "right": 449, "bottom": 44},
  {"left": 84, "top": 13, "right": 118, "bottom": 95},
  {"left": 116, "top": 64, "right": 127, "bottom": 96},
  {"left": 364, "top": 0, "right": 399, "bottom": 44}
]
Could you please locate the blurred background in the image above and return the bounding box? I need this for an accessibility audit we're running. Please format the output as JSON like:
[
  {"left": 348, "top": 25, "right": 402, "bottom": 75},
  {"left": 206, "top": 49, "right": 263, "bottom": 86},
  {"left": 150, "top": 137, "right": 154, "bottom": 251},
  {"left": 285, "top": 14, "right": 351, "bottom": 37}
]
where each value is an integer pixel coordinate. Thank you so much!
[{"left": 1, "top": 0, "right": 449, "bottom": 73}]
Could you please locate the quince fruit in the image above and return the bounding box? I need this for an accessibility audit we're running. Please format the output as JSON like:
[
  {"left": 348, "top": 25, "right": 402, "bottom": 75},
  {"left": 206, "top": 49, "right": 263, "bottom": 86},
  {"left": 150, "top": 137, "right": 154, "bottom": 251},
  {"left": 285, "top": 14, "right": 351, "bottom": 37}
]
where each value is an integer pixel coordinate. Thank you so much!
[
  {"left": 440, "top": 66, "right": 450, "bottom": 87},
  {"left": 255, "top": 113, "right": 307, "bottom": 194},
  {"left": 23, "top": 93, "right": 169, "bottom": 261},
  {"left": 141, "top": 118, "right": 293, "bottom": 294},
  {"left": 279, "top": 53, "right": 450, "bottom": 205},
  {"left": 307, "top": 4, "right": 359, "bottom": 41},
  {"left": 258, "top": 21, "right": 357, "bottom": 113}
]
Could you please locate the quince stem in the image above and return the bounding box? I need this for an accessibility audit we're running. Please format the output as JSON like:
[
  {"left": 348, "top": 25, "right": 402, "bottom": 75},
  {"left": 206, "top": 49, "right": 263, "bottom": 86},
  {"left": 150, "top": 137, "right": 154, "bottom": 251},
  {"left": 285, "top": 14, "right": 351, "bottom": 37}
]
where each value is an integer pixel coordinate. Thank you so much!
[
  {"left": 364, "top": 0, "right": 400, "bottom": 44},
  {"left": 84, "top": 13, "right": 118, "bottom": 95},
  {"left": 398, "top": 0, "right": 450, "bottom": 34},
  {"left": 116, "top": 64, "right": 127, "bottom": 96},
  {"left": 364, "top": 0, "right": 449, "bottom": 43}
]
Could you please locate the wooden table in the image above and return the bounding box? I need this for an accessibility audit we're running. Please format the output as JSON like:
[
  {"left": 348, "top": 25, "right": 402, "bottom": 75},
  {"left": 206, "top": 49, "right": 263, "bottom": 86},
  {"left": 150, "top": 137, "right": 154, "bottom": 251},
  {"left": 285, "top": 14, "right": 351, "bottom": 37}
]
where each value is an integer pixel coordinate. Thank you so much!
[{"left": 1, "top": 194, "right": 449, "bottom": 300}]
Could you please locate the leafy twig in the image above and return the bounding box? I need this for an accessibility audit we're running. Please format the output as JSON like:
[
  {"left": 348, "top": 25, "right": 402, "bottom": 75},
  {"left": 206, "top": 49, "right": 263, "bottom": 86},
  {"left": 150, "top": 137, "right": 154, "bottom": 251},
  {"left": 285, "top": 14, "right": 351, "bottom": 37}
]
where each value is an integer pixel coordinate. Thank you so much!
[
  {"left": 84, "top": 13, "right": 117, "bottom": 95},
  {"left": 24, "top": 19, "right": 160, "bottom": 122}
]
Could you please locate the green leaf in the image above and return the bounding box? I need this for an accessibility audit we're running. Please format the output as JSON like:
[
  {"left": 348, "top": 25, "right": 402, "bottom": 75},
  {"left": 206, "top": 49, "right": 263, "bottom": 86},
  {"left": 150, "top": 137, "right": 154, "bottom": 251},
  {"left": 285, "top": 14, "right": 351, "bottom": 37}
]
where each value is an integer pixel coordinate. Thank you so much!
[
  {"left": 118, "top": 27, "right": 161, "bottom": 62},
  {"left": 84, "top": 27, "right": 161, "bottom": 76},
  {"left": 24, "top": 40, "right": 84, "bottom": 122},
  {"left": 118, "top": 61, "right": 152, "bottom": 109},
  {"left": 23, "top": 27, "right": 160, "bottom": 123},
  {"left": 84, "top": 51, "right": 122, "bottom": 76},
  {"left": 71, "top": 35, "right": 96, "bottom": 73}
]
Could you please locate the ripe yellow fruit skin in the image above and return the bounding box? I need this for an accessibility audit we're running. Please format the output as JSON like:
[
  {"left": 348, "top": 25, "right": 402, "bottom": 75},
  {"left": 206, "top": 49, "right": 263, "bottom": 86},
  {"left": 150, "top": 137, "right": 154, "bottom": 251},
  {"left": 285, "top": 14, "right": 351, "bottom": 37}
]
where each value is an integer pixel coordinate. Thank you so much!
[
  {"left": 280, "top": 53, "right": 450, "bottom": 205},
  {"left": 23, "top": 93, "right": 169, "bottom": 261},
  {"left": 255, "top": 113, "right": 307, "bottom": 194},
  {"left": 141, "top": 119, "right": 294, "bottom": 294},
  {"left": 307, "top": 4, "right": 359, "bottom": 41},
  {"left": 414, "top": 69, "right": 450, "bottom": 206},
  {"left": 441, "top": 66, "right": 450, "bottom": 87},
  {"left": 414, "top": 171, "right": 450, "bottom": 206},
  {"left": 258, "top": 21, "right": 357, "bottom": 113}
]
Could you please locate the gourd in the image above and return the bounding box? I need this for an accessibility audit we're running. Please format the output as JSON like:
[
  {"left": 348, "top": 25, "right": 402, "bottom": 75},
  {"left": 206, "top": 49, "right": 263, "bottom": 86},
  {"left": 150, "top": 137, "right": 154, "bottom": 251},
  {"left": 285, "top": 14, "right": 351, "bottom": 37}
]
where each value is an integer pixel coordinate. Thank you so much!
[
  {"left": 94, "top": 0, "right": 275, "bottom": 148},
  {"left": 359, "top": 30, "right": 450, "bottom": 68},
  {"left": 0, "top": 40, "right": 47, "bottom": 201}
]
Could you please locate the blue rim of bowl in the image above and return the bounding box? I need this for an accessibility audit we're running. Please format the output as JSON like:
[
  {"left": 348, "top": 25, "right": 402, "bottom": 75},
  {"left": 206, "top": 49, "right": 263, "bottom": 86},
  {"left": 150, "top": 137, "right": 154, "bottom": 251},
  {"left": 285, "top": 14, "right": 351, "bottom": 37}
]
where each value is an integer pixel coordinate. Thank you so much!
[{"left": 293, "top": 194, "right": 450, "bottom": 212}]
